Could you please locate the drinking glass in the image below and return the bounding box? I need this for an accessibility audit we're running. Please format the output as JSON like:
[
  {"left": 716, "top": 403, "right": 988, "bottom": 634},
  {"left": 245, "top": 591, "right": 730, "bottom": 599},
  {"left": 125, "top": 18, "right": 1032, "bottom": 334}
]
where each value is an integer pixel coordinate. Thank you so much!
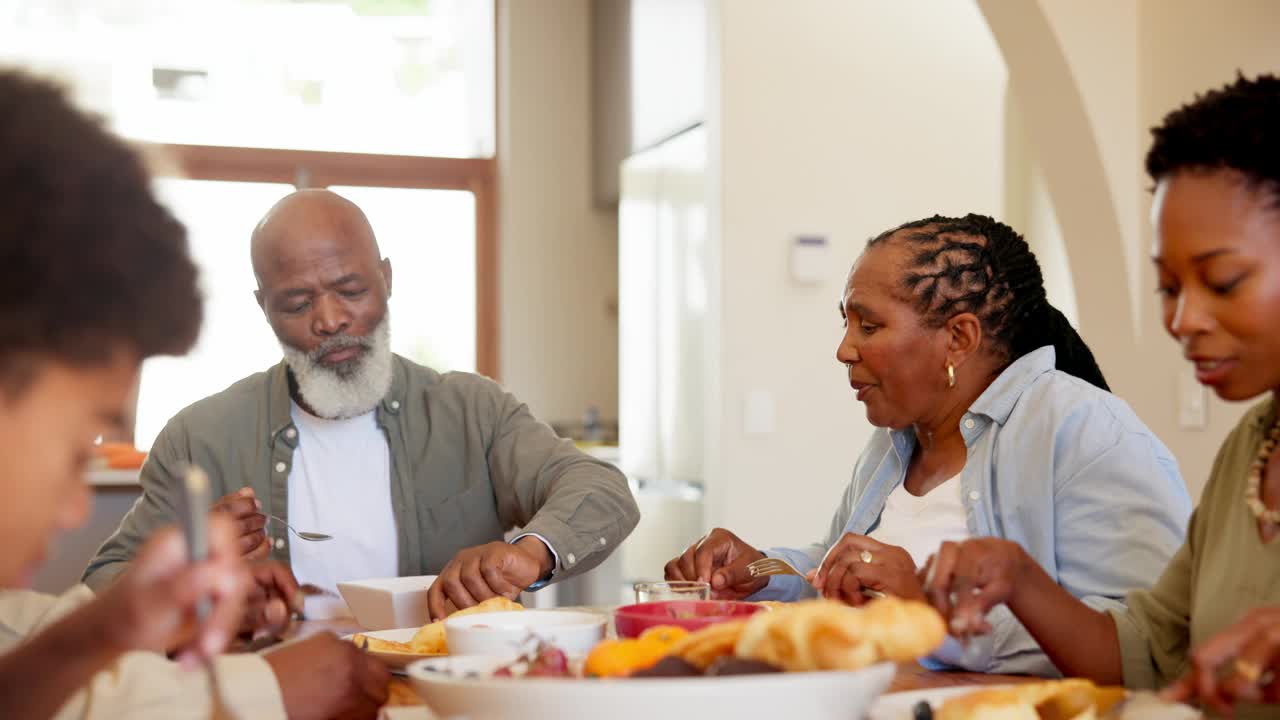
[{"left": 633, "top": 580, "right": 711, "bottom": 603}]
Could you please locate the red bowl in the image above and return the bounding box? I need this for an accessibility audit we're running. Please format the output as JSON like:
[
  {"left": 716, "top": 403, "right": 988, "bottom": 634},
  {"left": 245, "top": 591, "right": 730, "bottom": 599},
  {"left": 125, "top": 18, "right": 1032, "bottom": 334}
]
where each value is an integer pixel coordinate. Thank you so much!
[{"left": 613, "top": 600, "right": 764, "bottom": 639}]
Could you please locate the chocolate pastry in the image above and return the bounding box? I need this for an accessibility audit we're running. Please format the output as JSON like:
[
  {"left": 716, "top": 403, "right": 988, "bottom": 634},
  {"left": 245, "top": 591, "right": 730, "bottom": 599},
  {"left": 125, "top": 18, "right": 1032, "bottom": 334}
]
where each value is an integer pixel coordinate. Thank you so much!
[
  {"left": 703, "top": 657, "right": 784, "bottom": 676},
  {"left": 630, "top": 656, "right": 702, "bottom": 678}
]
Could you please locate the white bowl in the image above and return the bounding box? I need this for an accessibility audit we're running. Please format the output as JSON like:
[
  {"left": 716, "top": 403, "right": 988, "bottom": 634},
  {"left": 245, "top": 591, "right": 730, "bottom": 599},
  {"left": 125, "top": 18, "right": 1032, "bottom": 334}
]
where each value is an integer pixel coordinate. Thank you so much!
[
  {"left": 444, "top": 609, "right": 606, "bottom": 657},
  {"left": 336, "top": 575, "right": 436, "bottom": 630},
  {"left": 408, "top": 654, "right": 897, "bottom": 720}
]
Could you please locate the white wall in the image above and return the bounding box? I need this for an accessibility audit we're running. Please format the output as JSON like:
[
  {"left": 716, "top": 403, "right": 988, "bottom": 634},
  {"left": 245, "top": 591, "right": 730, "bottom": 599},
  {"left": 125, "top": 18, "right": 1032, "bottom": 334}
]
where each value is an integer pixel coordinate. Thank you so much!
[
  {"left": 1003, "top": 95, "right": 1078, "bottom": 326},
  {"left": 497, "top": 0, "right": 620, "bottom": 423},
  {"left": 706, "top": 0, "right": 1008, "bottom": 547},
  {"left": 1003, "top": 0, "right": 1280, "bottom": 497}
]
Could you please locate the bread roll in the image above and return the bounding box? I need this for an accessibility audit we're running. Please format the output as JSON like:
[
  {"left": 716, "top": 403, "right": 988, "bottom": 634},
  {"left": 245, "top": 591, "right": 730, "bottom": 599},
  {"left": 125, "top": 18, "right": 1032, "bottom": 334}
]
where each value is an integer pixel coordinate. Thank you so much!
[{"left": 733, "top": 597, "right": 945, "bottom": 672}]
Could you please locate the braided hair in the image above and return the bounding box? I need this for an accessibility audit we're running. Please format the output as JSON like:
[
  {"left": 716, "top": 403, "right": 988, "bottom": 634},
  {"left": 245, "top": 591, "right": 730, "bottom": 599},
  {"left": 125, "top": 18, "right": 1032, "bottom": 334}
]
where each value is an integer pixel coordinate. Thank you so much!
[
  {"left": 1145, "top": 73, "right": 1280, "bottom": 204},
  {"left": 867, "top": 214, "right": 1110, "bottom": 391}
]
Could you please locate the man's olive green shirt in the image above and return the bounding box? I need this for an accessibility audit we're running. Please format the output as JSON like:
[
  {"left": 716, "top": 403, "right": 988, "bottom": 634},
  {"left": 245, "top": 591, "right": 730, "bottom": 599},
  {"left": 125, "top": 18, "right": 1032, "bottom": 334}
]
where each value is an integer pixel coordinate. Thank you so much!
[{"left": 83, "top": 356, "right": 639, "bottom": 589}]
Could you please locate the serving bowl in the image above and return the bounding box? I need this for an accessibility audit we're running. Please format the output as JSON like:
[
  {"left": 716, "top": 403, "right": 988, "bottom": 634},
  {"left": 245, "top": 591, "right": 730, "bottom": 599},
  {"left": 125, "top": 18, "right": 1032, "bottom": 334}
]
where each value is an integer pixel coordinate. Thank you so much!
[{"left": 612, "top": 600, "right": 763, "bottom": 639}]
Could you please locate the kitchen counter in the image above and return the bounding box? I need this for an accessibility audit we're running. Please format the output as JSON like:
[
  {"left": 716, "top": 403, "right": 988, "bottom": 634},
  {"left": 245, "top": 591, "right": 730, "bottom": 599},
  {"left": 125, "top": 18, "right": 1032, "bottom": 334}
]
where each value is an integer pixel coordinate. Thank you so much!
[{"left": 86, "top": 468, "right": 141, "bottom": 487}]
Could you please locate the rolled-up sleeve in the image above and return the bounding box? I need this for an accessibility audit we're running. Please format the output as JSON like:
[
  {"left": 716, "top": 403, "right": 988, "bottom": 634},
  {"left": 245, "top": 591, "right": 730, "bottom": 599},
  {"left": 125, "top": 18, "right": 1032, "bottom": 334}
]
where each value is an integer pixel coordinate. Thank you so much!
[
  {"left": 484, "top": 382, "right": 640, "bottom": 582},
  {"left": 54, "top": 651, "right": 286, "bottom": 720},
  {"left": 1108, "top": 516, "right": 1197, "bottom": 690},
  {"left": 1, "top": 586, "right": 287, "bottom": 720}
]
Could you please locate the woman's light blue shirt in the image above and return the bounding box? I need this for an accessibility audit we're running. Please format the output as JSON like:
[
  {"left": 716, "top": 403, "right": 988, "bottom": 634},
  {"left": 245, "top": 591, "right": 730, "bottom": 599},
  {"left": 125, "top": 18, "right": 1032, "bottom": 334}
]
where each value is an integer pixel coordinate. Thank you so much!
[{"left": 752, "top": 347, "right": 1192, "bottom": 676}]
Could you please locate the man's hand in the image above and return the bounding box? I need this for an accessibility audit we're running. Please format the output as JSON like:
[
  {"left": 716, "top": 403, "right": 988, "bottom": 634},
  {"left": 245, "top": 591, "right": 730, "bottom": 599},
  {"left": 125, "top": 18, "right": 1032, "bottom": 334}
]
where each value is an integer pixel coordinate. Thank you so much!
[
  {"left": 94, "top": 514, "right": 250, "bottom": 666},
  {"left": 263, "top": 633, "right": 389, "bottom": 720},
  {"left": 242, "top": 561, "right": 301, "bottom": 638},
  {"left": 811, "top": 534, "right": 922, "bottom": 606},
  {"left": 211, "top": 487, "right": 268, "bottom": 560},
  {"left": 427, "top": 538, "right": 552, "bottom": 620},
  {"left": 664, "top": 528, "right": 767, "bottom": 600}
]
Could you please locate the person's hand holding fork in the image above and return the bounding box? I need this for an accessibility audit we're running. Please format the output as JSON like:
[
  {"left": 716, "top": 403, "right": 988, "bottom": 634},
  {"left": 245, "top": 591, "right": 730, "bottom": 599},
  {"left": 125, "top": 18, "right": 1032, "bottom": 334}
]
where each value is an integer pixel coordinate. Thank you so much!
[{"left": 810, "top": 533, "right": 922, "bottom": 606}]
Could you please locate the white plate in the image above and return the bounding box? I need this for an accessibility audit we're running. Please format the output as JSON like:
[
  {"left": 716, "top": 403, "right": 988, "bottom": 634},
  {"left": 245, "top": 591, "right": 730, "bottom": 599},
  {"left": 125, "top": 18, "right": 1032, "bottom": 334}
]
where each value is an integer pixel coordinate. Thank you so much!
[
  {"left": 342, "top": 627, "right": 443, "bottom": 673},
  {"left": 408, "top": 655, "right": 897, "bottom": 720},
  {"left": 867, "top": 685, "right": 1011, "bottom": 720}
]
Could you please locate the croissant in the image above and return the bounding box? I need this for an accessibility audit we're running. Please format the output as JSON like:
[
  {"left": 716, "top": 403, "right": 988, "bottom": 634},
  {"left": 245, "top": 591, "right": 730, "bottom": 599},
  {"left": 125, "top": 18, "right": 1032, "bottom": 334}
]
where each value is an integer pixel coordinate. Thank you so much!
[
  {"left": 666, "top": 620, "right": 748, "bottom": 670},
  {"left": 733, "top": 597, "right": 945, "bottom": 672},
  {"left": 857, "top": 595, "right": 949, "bottom": 662},
  {"left": 937, "top": 679, "right": 1129, "bottom": 720},
  {"left": 408, "top": 596, "right": 524, "bottom": 654}
]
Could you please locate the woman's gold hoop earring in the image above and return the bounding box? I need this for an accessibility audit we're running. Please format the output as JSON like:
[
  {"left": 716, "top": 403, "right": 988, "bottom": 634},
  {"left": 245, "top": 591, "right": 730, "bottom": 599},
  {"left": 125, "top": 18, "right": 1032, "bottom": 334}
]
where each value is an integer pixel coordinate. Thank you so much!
[{"left": 946, "top": 363, "right": 956, "bottom": 389}]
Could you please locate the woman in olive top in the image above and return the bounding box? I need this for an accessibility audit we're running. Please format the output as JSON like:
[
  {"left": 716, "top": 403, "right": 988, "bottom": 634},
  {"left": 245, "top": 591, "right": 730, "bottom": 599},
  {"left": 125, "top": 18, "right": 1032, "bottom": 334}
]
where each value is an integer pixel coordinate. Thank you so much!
[{"left": 922, "top": 74, "right": 1280, "bottom": 718}]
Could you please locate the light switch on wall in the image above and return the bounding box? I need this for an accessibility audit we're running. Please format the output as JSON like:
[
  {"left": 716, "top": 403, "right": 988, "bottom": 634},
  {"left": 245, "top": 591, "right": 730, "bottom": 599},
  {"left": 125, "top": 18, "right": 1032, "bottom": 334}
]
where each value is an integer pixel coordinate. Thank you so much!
[
  {"left": 744, "top": 389, "right": 775, "bottom": 435},
  {"left": 1178, "top": 366, "right": 1207, "bottom": 430},
  {"left": 790, "top": 235, "right": 830, "bottom": 285}
]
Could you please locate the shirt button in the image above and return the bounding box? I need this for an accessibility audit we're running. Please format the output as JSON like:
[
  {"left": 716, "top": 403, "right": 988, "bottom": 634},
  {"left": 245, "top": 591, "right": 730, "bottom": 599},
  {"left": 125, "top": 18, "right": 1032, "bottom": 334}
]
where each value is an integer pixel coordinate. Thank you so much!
[
  {"left": 567, "top": 553, "right": 577, "bottom": 565},
  {"left": 275, "top": 461, "right": 287, "bottom": 473},
  {"left": 598, "top": 537, "right": 607, "bottom": 547},
  {"left": 274, "top": 538, "right": 286, "bottom": 550},
  {"left": 964, "top": 418, "right": 976, "bottom": 430},
  {"left": 285, "top": 428, "right": 297, "bottom": 440},
  {"left": 968, "top": 490, "right": 981, "bottom": 501},
  {"left": 390, "top": 400, "right": 401, "bottom": 410}
]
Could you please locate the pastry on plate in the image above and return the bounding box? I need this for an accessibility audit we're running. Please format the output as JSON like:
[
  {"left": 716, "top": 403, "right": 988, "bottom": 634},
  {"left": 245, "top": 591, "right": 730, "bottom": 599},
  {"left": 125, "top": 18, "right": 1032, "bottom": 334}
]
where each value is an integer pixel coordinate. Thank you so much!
[
  {"left": 409, "top": 596, "right": 524, "bottom": 654},
  {"left": 666, "top": 620, "right": 747, "bottom": 670},
  {"left": 350, "top": 634, "right": 417, "bottom": 655},
  {"left": 936, "top": 679, "right": 1200, "bottom": 720},
  {"left": 734, "top": 597, "right": 946, "bottom": 672}
]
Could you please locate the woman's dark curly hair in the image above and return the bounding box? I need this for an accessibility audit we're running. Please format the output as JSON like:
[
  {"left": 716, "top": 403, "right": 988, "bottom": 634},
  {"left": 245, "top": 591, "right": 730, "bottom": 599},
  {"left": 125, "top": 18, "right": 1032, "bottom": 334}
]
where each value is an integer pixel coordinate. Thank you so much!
[
  {"left": 868, "top": 213, "right": 1109, "bottom": 391},
  {"left": 0, "top": 69, "right": 201, "bottom": 391},
  {"left": 1146, "top": 73, "right": 1280, "bottom": 204}
]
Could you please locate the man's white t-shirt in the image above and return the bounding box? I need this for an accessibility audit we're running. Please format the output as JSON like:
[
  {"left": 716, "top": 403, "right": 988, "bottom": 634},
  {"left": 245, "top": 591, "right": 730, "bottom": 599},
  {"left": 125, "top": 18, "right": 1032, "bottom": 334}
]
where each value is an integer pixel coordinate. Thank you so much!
[{"left": 287, "top": 401, "right": 398, "bottom": 618}]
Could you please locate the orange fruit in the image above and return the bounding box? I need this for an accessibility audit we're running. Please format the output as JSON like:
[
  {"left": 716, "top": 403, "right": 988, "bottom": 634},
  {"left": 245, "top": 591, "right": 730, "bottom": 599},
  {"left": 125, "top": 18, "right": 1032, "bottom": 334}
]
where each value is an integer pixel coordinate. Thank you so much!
[
  {"left": 585, "top": 637, "right": 671, "bottom": 678},
  {"left": 585, "top": 639, "right": 637, "bottom": 678},
  {"left": 639, "top": 625, "right": 689, "bottom": 649}
]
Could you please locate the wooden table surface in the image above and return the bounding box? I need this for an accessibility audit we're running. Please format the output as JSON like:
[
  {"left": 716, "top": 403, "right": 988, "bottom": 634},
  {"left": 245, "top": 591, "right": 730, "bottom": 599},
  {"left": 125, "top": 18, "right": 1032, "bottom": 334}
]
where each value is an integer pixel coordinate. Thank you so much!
[{"left": 287, "top": 618, "right": 1036, "bottom": 708}]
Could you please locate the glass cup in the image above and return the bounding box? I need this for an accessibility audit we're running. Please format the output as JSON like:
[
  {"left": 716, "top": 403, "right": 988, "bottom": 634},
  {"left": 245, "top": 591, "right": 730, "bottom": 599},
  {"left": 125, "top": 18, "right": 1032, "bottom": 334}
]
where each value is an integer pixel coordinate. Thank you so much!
[{"left": 633, "top": 580, "right": 711, "bottom": 604}]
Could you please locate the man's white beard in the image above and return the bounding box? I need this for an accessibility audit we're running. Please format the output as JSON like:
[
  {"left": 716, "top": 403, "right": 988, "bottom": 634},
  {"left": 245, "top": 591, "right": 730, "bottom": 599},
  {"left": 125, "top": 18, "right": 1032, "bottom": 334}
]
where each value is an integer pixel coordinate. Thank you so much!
[{"left": 281, "top": 316, "right": 392, "bottom": 419}]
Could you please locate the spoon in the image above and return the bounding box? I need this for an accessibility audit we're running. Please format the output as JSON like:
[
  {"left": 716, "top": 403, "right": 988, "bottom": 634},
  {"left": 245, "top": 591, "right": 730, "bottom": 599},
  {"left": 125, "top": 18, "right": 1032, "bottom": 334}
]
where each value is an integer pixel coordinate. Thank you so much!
[{"left": 260, "top": 512, "right": 333, "bottom": 542}]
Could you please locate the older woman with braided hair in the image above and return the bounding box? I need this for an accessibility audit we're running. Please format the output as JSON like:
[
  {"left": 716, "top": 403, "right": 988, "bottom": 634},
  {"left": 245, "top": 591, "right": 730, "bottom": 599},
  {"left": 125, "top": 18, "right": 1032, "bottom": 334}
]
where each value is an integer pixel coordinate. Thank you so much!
[{"left": 665, "top": 213, "right": 1192, "bottom": 675}]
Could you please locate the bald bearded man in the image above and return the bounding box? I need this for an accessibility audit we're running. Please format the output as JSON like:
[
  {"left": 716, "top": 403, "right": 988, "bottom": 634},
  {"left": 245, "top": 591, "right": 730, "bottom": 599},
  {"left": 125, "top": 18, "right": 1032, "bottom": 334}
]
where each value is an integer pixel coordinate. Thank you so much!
[{"left": 85, "top": 190, "right": 639, "bottom": 622}]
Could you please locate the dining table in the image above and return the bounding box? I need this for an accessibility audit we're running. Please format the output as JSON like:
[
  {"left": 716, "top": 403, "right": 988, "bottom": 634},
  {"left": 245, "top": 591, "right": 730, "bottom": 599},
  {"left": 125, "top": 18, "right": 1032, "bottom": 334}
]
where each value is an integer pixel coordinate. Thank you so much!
[{"left": 282, "top": 615, "right": 1038, "bottom": 711}]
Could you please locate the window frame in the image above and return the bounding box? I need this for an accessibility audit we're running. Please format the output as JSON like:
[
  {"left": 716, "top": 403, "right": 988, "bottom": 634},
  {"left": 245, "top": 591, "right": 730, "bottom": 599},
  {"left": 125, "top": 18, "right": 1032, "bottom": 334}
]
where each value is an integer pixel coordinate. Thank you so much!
[
  {"left": 101, "top": 1, "right": 503, "bottom": 445},
  {"left": 148, "top": 143, "right": 499, "bottom": 380}
]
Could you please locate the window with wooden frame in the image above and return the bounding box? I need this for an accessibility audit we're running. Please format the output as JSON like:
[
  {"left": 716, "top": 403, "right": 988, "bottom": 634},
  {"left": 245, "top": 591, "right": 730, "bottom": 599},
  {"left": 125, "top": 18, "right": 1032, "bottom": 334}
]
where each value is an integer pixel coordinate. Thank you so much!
[{"left": 0, "top": 0, "right": 497, "bottom": 447}]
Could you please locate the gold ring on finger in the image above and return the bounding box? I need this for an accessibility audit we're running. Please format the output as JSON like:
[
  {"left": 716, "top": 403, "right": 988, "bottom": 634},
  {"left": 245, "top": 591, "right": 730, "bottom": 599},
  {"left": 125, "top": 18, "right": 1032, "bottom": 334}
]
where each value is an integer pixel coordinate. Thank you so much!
[
  {"left": 859, "top": 550, "right": 873, "bottom": 563},
  {"left": 1235, "top": 658, "right": 1264, "bottom": 685}
]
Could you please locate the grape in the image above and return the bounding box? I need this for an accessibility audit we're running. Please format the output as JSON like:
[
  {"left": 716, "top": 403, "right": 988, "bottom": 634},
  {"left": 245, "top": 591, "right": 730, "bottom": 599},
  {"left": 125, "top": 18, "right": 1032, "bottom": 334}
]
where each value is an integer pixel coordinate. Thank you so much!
[{"left": 538, "top": 647, "right": 569, "bottom": 674}]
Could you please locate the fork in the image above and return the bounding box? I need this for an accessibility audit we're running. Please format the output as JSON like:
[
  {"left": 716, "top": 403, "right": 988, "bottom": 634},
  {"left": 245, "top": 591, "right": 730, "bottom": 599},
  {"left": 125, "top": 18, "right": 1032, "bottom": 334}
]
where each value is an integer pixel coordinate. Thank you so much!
[
  {"left": 745, "top": 557, "right": 886, "bottom": 599},
  {"left": 259, "top": 512, "right": 333, "bottom": 542}
]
